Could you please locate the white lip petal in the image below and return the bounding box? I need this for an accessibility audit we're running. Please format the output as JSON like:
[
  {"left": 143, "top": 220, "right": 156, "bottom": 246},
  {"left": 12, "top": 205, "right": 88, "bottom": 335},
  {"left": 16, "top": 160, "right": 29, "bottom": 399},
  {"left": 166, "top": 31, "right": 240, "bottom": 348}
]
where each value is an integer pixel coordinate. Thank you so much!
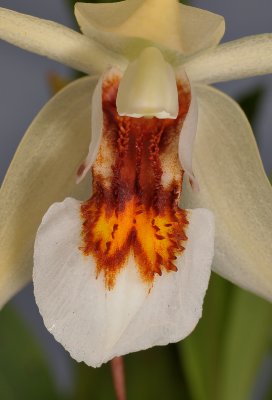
[
  {"left": 0, "top": 77, "right": 96, "bottom": 308},
  {"left": 33, "top": 198, "right": 214, "bottom": 367},
  {"left": 184, "top": 34, "right": 272, "bottom": 84},
  {"left": 182, "top": 84, "right": 272, "bottom": 301},
  {"left": 0, "top": 7, "right": 127, "bottom": 74}
]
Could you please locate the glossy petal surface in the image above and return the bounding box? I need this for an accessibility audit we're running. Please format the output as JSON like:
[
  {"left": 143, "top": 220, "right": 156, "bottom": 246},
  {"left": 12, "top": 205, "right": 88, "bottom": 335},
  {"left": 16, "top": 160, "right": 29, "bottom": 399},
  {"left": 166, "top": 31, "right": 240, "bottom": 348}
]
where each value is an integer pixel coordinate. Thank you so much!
[
  {"left": 34, "top": 198, "right": 214, "bottom": 367},
  {"left": 184, "top": 34, "right": 272, "bottom": 84},
  {"left": 182, "top": 84, "right": 272, "bottom": 301},
  {"left": 117, "top": 47, "right": 179, "bottom": 119},
  {"left": 0, "top": 7, "right": 126, "bottom": 74},
  {"left": 0, "top": 77, "right": 96, "bottom": 307},
  {"left": 76, "top": 76, "right": 103, "bottom": 183},
  {"left": 75, "top": 0, "right": 224, "bottom": 62},
  {"left": 178, "top": 78, "right": 199, "bottom": 191}
]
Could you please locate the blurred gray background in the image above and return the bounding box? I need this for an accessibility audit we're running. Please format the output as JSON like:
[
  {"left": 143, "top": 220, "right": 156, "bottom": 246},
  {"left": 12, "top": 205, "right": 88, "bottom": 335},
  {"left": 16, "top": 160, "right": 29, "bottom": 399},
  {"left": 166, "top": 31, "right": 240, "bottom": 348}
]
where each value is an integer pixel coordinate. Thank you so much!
[{"left": 0, "top": 0, "right": 271, "bottom": 396}]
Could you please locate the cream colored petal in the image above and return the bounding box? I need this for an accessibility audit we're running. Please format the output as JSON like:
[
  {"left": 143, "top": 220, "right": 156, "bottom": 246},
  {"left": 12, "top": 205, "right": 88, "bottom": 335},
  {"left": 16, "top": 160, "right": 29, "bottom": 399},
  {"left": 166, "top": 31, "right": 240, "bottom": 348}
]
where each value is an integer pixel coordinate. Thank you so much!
[
  {"left": 0, "top": 76, "right": 98, "bottom": 308},
  {"left": 177, "top": 4, "right": 225, "bottom": 54},
  {"left": 0, "top": 7, "right": 127, "bottom": 74},
  {"left": 178, "top": 70, "right": 199, "bottom": 191},
  {"left": 33, "top": 197, "right": 214, "bottom": 367},
  {"left": 76, "top": 77, "right": 103, "bottom": 183},
  {"left": 184, "top": 34, "right": 272, "bottom": 84},
  {"left": 117, "top": 47, "right": 178, "bottom": 119},
  {"left": 182, "top": 84, "right": 272, "bottom": 301},
  {"left": 75, "top": 1, "right": 224, "bottom": 63}
]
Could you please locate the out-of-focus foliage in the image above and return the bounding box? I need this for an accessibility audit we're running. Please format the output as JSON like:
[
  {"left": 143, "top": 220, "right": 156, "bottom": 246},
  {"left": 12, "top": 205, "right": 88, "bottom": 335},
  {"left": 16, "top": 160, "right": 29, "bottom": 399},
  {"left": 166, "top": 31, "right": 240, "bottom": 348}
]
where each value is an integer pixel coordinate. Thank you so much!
[
  {"left": 219, "top": 287, "right": 272, "bottom": 400},
  {"left": 0, "top": 305, "right": 62, "bottom": 400},
  {"left": 178, "top": 274, "right": 232, "bottom": 400},
  {"left": 73, "top": 361, "right": 115, "bottom": 399},
  {"left": 47, "top": 73, "right": 72, "bottom": 96},
  {"left": 265, "top": 380, "right": 272, "bottom": 400},
  {"left": 122, "top": 345, "right": 189, "bottom": 400},
  {"left": 179, "top": 274, "right": 272, "bottom": 400},
  {"left": 73, "top": 345, "right": 191, "bottom": 400},
  {"left": 238, "top": 87, "right": 263, "bottom": 127}
]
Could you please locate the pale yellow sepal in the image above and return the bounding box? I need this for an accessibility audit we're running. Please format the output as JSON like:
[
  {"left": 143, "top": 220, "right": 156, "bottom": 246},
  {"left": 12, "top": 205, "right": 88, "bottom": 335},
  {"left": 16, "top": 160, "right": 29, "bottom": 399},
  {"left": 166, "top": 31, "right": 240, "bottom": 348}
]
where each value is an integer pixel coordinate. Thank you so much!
[
  {"left": 0, "top": 7, "right": 127, "bottom": 75},
  {"left": 184, "top": 34, "right": 272, "bottom": 84},
  {"left": 116, "top": 47, "right": 178, "bottom": 119},
  {"left": 75, "top": 1, "right": 225, "bottom": 63},
  {"left": 182, "top": 84, "right": 272, "bottom": 301},
  {"left": 0, "top": 77, "right": 96, "bottom": 308},
  {"left": 178, "top": 4, "right": 225, "bottom": 55}
]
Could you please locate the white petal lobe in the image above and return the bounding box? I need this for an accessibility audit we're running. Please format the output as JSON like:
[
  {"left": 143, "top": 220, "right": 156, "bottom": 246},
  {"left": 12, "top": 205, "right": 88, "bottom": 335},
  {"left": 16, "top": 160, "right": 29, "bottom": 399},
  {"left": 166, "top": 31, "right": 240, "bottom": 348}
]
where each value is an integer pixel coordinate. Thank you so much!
[{"left": 34, "top": 198, "right": 214, "bottom": 367}]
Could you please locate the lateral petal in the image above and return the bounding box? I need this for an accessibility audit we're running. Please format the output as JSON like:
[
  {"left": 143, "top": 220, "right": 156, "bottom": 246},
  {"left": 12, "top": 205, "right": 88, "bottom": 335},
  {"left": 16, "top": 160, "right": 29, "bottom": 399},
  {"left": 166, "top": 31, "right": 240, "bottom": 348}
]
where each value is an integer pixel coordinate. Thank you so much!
[
  {"left": 0, "top": 7, "right": 126, "bottom": 74},
  {"left": 33, "top": 197, "right": 214, "bottom": 367},
  {"left": 0, "top": 77, "right": 97, "bottom": 308},
  {"left": 76, "top": 76, "right": 103, "bottom": 183},
  {"left": 182, "top": 84, "right": 272, "bottom": 301},
  {"left": 184, "top": 34, "right": 272, "bottom": 84},
  {"left": 177, "top": 70, "right": 199, "bottom": 191},
  {"left": 75, "top": 1, "right": 224, "bottom": 62}
]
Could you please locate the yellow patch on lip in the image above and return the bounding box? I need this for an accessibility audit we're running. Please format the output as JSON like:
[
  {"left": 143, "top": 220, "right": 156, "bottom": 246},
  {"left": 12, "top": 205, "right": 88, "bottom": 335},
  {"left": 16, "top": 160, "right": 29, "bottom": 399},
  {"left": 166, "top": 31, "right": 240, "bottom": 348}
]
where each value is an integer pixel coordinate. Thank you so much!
[
  {"left": 81, "top": 196, "right": 188, "bottom": 289},
  {"left": 80, "top": 73, "right": 191, "bottom": 290}
]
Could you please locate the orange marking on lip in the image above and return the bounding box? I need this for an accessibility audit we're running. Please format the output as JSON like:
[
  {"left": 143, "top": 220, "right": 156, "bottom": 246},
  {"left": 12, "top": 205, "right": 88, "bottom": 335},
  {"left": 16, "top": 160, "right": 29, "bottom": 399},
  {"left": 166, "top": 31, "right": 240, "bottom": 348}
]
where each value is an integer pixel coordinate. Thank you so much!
[
  {"left": 80, "top": 73, "right": 191, "bottom": 290},
  {"left": 81, "top": 196, "right": 188, "bottom": 289}
]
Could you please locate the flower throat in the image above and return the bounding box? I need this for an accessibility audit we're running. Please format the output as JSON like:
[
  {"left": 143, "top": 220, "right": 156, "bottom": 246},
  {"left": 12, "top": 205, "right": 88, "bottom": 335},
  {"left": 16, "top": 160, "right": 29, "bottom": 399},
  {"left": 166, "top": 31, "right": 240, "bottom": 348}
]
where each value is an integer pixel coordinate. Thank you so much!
[{"left": 80, "top": 74, "right": 191, "bottom": 289}]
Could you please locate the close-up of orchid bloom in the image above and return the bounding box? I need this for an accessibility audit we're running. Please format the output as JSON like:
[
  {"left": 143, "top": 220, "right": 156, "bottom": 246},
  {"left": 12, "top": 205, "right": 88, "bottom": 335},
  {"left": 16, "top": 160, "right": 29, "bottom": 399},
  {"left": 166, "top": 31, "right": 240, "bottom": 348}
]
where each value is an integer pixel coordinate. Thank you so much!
[{"left": 0, "top": 0, "right": 272, "bottom": 370}]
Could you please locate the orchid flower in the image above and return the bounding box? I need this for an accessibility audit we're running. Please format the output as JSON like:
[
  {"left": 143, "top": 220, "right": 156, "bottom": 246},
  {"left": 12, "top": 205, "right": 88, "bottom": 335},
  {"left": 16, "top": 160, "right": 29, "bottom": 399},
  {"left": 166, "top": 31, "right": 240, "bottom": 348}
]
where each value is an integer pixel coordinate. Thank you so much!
[{"left": 0, "top": 0, "right": 272, "bottom": 368}]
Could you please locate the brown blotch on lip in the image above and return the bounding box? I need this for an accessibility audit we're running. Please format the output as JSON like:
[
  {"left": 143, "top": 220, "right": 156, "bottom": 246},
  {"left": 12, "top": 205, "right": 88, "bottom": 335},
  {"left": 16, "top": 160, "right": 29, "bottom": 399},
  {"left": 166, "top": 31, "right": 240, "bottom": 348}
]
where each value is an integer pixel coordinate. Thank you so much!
[
  {"left": 80, "top": 73, "right": 191, "bottom": 290},
  {"left": 155, "top": 234, "right": 165, "bottom": 240}
]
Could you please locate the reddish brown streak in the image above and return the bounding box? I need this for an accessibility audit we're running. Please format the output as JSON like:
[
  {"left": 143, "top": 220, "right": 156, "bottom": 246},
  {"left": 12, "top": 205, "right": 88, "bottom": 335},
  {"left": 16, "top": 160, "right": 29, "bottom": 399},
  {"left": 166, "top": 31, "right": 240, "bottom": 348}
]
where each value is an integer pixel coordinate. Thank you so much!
[
  {"left": 76, "top": 163, "right": 85, "bottom": 178},
  {"left": 80, "top": 74, "right": 191, "bottom": 289}
]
